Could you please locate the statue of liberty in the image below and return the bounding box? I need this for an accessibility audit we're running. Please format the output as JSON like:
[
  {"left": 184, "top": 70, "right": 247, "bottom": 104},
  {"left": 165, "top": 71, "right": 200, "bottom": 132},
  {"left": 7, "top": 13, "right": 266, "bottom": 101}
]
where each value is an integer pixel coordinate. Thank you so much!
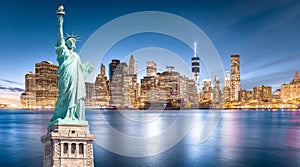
[{"left": 49, "top": 6, "right": 94, "bottom": 125}]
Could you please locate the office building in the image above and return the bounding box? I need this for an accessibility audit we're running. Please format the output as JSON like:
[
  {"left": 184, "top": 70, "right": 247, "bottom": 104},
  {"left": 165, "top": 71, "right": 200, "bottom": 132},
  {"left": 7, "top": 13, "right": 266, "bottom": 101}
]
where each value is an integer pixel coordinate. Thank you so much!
[
  {"left": 281, "top": 71, "right": 300, "bottom": 101},
  {"left": 21, "top": 61, "right": 59, "bottom": 108},
  {"left": 146, "top": 61, "right": 157, "bottom": 77},
  {"left": 231, "top": 55, "right": 240, "bottom": 101},
  {"left": 95, "top": 64, "right": 110, "bottom": 107},
  {"left": 253, "top": 85, "right": 272, "bottom": 102}
]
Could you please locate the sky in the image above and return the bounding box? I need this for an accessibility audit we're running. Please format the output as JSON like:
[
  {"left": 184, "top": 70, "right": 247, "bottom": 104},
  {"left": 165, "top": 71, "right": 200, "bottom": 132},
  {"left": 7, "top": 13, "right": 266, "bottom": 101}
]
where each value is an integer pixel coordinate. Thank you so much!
[{"left": 0, "top": 0, "right": 300, "bottom": 104}]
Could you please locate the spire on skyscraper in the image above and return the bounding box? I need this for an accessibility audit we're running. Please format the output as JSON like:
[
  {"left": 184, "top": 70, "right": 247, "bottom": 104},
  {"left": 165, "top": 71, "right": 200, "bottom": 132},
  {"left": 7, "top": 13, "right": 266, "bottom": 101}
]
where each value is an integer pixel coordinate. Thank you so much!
[
  {"left": 100, "top": 63, "right": 105, "bottom": 76},
  {"left": 129, "top": 55, "right": 136, "bottom": 75},
  {"left": 191, "top": 42, "right": 200, "bottom": 92},
  {"left": 291, "top": 70, "right": 300, "bottom": 83},
  {"left": 194, "top": 42, "right": 197, "bottom": 58}
]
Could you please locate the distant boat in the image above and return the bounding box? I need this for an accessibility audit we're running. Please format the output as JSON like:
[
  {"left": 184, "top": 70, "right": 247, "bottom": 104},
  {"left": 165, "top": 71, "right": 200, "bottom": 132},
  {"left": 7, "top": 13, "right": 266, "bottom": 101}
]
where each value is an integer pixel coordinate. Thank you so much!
[{"left": 98, "top": 106, "right": 117, "bottom": 111}]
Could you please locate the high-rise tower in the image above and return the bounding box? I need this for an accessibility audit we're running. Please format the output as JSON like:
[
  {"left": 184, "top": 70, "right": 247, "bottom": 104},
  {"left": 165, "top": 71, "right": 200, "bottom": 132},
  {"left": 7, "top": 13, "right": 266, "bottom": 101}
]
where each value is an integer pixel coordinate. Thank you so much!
[
  {"left": 109, "top": 59, "right": 120, "bottom": 81},
  {"left": 213, "top": 75, "right": 221, "bottom": 103},
  {"left": 225, "top": 71, "right": 231, "bottom": 88},
  {"left": 129, "top": 55, "right": 136, "bottom": 75},
  {"left": 191, "top": 42, "right": 200, "bottom": 92},
  {"left": 146, "top": 61, "right": 157, "bottom": 77},
  {"left": 222, "top": 71, "right": 231, "bottom": 102},
  {"left": 95, "top": 64, "right": 110, "bottom": 107},
  {"left": 230, "top": 55, "right": 240, "bottom": 101}
]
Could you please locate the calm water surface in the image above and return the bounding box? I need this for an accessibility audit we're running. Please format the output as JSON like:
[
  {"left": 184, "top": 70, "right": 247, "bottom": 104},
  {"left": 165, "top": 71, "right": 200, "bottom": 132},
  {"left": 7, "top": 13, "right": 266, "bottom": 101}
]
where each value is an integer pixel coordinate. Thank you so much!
[{"left": 0, "top": 109, "right": 300, "bottom": 167}]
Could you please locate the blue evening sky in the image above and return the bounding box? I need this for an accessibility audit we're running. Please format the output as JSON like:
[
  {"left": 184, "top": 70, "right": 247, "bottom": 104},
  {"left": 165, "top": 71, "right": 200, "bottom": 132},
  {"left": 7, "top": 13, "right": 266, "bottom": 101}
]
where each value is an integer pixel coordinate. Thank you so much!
[{"left": 0, "top": 0, "right": 299, "bottom": 94}]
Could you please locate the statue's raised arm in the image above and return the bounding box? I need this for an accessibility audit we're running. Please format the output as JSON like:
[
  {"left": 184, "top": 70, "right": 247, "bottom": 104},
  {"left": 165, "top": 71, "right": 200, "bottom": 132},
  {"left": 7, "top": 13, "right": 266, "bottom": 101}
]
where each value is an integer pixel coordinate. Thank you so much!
[{"left": 57, "top": 5, "right": 65, "bottom": 46}]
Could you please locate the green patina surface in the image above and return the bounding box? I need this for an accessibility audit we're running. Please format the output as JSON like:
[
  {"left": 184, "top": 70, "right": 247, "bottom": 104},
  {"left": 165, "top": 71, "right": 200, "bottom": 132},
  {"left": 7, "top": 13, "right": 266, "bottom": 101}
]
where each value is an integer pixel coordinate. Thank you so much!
[{"left": 49, "top": 6, "right": 94, "bottom": 126}]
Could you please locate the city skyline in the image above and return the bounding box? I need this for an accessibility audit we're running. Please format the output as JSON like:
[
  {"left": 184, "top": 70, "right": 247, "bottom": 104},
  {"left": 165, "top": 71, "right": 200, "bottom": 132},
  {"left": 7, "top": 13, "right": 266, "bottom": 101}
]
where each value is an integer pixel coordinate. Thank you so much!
[
  {"left": 19, "top": 56, "right": 300, "bottom": 110},
  {"left": 1, "top": 0, "right": 300, "bottom": 105}
]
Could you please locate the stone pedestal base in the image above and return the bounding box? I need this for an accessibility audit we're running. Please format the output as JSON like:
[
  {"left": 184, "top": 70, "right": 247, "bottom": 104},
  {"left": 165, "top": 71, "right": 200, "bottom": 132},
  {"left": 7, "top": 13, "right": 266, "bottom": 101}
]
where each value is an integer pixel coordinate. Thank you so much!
[{"left": 41, "top": 124, "right": 96, "bottom": 167}]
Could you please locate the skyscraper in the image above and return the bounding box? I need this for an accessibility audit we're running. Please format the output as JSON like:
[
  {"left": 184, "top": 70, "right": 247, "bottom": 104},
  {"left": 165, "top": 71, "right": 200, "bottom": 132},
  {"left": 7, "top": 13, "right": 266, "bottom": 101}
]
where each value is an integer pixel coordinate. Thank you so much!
[
  {"left": 230, "top": 55, "right": 240, "bottom": 101},
  {"left": 212, "top": 75, "right": 221, "bottom": 103},
  {"left": 146, "top": 61, "right": 157, "bottom": 77},
  {"left": 179, "top": 76, "right": 199, "bottom": 108},
  {"left": 281, "top": 71, "right": 300, "bottom": 101},
  {"left": 200, "top": 79, "right": 212, "bottom": 104},
  {"left": 21, "top": 61, "right": 59, "bottom": 108},
  {"left": 109, "top": 58, "right": 138, "bottom": 108},
  {"left": 109, "top": 59, "right": 120, "bottom": 81},
  {"left": 127, "top": 55, "right": 138, "bottom": 107},
  {"left": 95, "top": 64, "right": 110, "bottom": 106},
  {"left": 21, "top": 72, "right": 36, "bottom": 108},
  {"left": 222, "top": 71, "right": 231, "bottom": 102},
  {"left": 225, "top": 71, "right": 231, "bottom": 88},
  {"left": 85, "top": 82, "right": 95, "bottom": 106},
  {"left": 110, "top": 62, "right": 127, "bottom": 107},
  {"left": 202, "top": 79, "right": 212, "bottom": 93},
  {"left": 129, "top": 55, "right": 136, "bottom": 75},
  {"left": 253, "top": 85, "right": 272, "bottom": 102},
  {"left": 191, "top": 42, "right": 200, "bottom": 92}
]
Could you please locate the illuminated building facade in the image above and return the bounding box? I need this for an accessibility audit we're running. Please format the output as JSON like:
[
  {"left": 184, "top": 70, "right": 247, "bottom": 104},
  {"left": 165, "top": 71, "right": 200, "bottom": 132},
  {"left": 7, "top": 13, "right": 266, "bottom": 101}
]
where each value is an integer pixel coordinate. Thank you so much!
[
  {"left": 21, "top": 72, "right": 36, "bottom": 108},
  {"left": 231, "top": 55, "right": 240, "bottom": 101},
  {"left": 222, "top": 71, "right": 231, "bottom": 102},
  {"left": 281, "top": 71, "right": 300, "bottom": 101},
  {"left": 200, "top": 79, "right": 212, "bottom": 103},
  {"left": 179, "top": 76, "right": 199, "bottom": 108},
  {"left": 21, "top": 61, "right": 59, "bottom": 108},
  {"left": 239, "top": 89, "right": 252, "bottom": 102},
  {"left": 95, "top": 64, "right": 110, "bottom": 107},
  {"left": 141, "top": 61, "right": 158, "bottom": 103},
  {"left": 140, "top": 76, "right": 157, "bottom": 104},
  {"left": 253, "top": 85, "right": 272, "bottom": 102},
  {"left": 157, "top": 67, "right": 181, "bottom": 102},
  {"left": 274, "top": 89, "right": 281, "bottom": 100},
  {"left": 128, "top": 55, "right": 138, "bottom": 108},
  {"left": 109, "top": 57, "right": 138, "bottom": 108},
  {"left": 140, "top": 65, "right": 198, "bottom": 109},
  {"left": 146, "top": 61, "right": 157, "bottom": 77},
  {"left": 212, "top": 76, "right": 221, "bottom": 103},
  {"left": 85, "top": 82, "right": 95, "bottom": 106},
  {"left": 109, "top": 59, "right": 120, "bottom": 81},
  {"left": 110, "top": 62, "right": 127, "bottom": 107}
]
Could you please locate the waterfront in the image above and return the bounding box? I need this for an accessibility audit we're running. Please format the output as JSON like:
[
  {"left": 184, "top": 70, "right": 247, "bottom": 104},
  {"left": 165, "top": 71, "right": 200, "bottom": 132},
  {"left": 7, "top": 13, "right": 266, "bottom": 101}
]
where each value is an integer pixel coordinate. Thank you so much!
[{"left": 0, "top": 109, "right": 300, "bottom": 167}]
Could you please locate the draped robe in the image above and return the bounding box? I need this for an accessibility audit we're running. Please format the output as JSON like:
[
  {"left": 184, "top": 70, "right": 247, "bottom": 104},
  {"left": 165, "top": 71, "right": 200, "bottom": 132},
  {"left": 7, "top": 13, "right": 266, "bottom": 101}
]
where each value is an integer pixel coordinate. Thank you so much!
[{"left": 50, "top": 41, "right": 87, "bottom": 124}]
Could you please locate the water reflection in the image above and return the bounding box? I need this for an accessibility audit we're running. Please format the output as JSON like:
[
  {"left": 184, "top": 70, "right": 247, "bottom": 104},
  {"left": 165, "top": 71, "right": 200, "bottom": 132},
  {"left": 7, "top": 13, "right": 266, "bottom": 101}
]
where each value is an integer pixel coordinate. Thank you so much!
[
  {"left": 91, "top": 110, "right": 198, "bottom": 157},
  {"left": 0, "top": 109, "right": 300, "bottom": 167}
]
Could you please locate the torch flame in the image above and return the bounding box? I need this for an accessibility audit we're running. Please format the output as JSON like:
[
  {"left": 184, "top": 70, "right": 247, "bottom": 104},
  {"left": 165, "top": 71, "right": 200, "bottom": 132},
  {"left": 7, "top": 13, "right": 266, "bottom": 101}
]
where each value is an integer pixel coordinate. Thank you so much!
[{"left": 58, "top": 5, "right": 64, "bottom": 11}]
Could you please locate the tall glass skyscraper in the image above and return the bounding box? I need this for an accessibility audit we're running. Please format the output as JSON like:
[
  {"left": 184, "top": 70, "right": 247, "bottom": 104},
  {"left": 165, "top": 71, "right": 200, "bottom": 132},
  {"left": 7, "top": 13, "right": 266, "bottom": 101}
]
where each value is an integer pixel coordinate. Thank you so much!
[{"left": 230, "top": 55, "right": 240, "bottom": 101}]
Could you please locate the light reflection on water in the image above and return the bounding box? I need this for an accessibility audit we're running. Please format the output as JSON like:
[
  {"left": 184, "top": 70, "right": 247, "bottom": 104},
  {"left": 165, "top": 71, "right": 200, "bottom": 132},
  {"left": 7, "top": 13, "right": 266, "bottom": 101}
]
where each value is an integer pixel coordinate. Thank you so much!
[{"left": 0, "top": 109, "right": 300, "bottom": 167}]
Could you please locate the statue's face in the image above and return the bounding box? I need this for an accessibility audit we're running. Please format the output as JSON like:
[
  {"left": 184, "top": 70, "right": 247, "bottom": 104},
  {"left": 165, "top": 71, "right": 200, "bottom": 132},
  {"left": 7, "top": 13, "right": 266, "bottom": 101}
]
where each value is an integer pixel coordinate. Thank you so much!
[{"left": 66, "top": 38, "right": 76, "bottom": 50}]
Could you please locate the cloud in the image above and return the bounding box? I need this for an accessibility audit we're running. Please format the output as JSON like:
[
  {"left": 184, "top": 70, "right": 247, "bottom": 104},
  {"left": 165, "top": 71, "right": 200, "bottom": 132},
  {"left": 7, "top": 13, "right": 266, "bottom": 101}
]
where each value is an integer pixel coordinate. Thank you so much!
[
  {"left": 242, "top": 68, "right": 295, "bottom": 90},
  {"left": 0, "top": 79, "right": 24, "bottom": 93},
  {"left": 0, "top": 79, "right": 23, "bottom": 86},
  {"left": 0, "top": 86, "right": 24, "bottom": 93},
  {"left": 256, "top": 53, "right": 300, "bottom": 70}
]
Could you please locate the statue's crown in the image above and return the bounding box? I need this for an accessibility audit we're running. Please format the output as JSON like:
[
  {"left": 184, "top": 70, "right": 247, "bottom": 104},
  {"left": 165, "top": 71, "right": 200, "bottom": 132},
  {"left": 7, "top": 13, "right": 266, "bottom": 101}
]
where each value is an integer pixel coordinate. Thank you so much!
[{"left": 65, "top": 33, "right": 79, "bottom": 42}]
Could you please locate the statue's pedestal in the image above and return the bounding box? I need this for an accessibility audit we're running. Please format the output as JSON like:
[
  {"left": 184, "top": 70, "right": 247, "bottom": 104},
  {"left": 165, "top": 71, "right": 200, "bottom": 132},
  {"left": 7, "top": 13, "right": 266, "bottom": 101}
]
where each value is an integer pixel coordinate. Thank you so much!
[{"left": 41, "top": 124, "right": 96, "bottom": 167}]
